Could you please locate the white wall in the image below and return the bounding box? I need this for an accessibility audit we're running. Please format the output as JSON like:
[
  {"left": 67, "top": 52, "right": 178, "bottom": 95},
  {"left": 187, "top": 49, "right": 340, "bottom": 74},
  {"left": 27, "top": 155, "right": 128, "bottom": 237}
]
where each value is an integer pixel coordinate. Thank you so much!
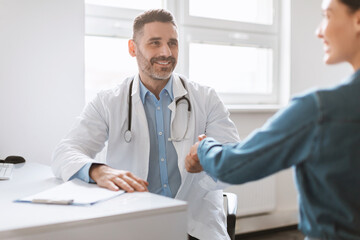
[
  {"left": 290, "top": 0, "right": 352, "bottom": 94},
  {"left": 0, "top": 0, "right": 84, "bottom": 165}
]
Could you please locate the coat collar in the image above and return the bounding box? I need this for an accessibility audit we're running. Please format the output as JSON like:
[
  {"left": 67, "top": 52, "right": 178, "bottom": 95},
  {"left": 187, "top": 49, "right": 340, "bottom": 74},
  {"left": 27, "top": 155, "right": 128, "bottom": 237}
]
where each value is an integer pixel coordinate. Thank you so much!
[
  {"left": 172, "top": 74, "right": 188, "bottom": 100},
  {"left": 169, "top": 74, "right": 188, "bottom": 112}
]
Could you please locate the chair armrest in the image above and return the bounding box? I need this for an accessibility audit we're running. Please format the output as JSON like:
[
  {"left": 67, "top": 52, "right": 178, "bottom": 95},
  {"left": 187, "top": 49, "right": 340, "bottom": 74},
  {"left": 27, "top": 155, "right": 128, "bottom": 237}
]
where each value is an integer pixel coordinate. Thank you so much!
[
  {"left": 224, "top": 192, "right": 238, "bottom": 216},
  {"left": 223, "top": 192, "right": 238, "bottom": 240}
]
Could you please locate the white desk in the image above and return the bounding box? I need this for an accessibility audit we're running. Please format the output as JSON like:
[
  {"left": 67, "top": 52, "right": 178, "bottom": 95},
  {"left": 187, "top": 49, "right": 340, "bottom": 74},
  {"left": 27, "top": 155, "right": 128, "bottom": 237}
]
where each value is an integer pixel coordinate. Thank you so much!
[{"left": 0, "top": 163, "right": 187, "bottom": 240}]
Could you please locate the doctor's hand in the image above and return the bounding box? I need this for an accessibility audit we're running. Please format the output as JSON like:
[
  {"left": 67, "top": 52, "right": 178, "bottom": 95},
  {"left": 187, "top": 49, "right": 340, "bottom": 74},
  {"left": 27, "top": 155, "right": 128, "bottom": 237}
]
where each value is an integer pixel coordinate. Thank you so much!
[
  {"left": 185, "top": 134, "right": 207, "bottom": 173},
  {"left": 89, "top": 164, "right": 149, "bottom": 192}
]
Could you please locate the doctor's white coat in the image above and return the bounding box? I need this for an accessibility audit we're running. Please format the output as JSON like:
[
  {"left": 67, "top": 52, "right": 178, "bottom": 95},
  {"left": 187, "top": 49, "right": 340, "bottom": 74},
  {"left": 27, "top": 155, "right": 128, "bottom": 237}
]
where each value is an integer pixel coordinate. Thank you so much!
[{"left": 52, "top": 73, "right": 240, "bottom": 240}]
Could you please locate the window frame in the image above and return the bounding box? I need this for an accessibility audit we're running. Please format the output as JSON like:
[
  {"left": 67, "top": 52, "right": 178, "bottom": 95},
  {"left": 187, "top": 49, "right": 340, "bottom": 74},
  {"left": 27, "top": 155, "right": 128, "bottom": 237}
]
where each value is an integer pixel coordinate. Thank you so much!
[
  {"left": 179, "top": 26, "right": 279, "bottom": 104},
  {"left": 85, "top": 5, "right": 140, "bottom": 38},
  {"left": 84, "top": 0, "right": 283, "bottom": 106},
  {"left": 179, "top": 0, "right": 280, "bottom": 34}
]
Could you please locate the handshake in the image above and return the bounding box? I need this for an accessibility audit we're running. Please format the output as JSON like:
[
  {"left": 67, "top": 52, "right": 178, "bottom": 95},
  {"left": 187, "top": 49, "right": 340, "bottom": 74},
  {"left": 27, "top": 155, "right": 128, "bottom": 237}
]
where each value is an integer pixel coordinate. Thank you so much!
[{"left": 185, "top": 134, "right": 207, "bottom": 173}]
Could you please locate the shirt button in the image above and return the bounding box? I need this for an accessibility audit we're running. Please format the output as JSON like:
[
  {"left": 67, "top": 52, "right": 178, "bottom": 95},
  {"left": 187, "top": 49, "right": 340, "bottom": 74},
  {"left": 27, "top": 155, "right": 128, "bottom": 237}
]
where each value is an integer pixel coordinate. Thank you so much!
[
  {"left": 161, "top": 158, "right": 165, "bottom": 162},
  {"left": 157, "top": 106, "right": 160, "bottom": 110},
  {"left": 163, "top": 184, "right": 167, "bottom": 188},
  {"left": 159, "top": 132, "right": 163, "bottom": 136}
]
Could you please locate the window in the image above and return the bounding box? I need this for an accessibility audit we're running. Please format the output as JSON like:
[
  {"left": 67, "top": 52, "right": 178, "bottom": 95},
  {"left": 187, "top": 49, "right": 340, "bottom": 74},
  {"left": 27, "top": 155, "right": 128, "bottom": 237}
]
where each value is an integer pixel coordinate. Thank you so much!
[
  {"left": 189, "top": 43, "right": 274, "bottom": 104},
  {"left": 85, "top": 36, "right": 138, "bottom": 102},
  {"left": 85, "top": 0, "right": 281, "bottom": 105},
  {"left": 85, "top": 0, "right": 163, "bottom": 10},
  {"left": 189, "top": 0, "right": 273, "bottom": 25}
]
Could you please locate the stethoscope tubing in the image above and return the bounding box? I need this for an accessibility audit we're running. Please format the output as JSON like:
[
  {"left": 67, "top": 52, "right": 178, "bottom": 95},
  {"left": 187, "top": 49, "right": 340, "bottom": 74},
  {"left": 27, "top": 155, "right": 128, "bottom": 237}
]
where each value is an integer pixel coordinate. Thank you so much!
[
  {"left": 124, "top": 80, "right": 134, "bottom": 143},
  {"left": 124, "top": 77, "right": 190, "bottom": 143}
]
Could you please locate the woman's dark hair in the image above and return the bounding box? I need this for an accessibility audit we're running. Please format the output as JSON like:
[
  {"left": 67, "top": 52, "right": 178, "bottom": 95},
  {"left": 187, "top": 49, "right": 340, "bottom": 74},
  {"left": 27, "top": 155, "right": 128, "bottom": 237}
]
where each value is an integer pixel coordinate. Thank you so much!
[{"left": 339, "top": 0, "right": 360, "bottom": 12}]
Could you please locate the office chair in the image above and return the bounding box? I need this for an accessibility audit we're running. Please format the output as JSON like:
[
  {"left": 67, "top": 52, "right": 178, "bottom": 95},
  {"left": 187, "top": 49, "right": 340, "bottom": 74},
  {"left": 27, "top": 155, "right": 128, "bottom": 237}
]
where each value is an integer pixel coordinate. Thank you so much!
[{"left": 223, "top": 192, "right": 238, "bottom": 240}]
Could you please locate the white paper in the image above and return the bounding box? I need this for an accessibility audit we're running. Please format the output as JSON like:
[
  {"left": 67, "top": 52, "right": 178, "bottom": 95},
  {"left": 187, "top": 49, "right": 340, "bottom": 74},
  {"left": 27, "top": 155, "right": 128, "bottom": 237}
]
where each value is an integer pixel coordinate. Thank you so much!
[{"left": 17, "top": 179, "right": 125, "bottom": 205}]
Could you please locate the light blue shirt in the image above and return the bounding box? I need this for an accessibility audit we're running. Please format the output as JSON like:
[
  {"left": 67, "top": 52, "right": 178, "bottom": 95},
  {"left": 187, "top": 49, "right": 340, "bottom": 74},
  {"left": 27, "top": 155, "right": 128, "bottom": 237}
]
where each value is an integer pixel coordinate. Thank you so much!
[
  {"left": 72, "top": 75, "right": 181, "bottom": 198},
  {"left": 70, "top": 162, "right": 93, "bottom": 183},
  {"left": 139, "top": 76, "right": 181, "bottom": 198}
]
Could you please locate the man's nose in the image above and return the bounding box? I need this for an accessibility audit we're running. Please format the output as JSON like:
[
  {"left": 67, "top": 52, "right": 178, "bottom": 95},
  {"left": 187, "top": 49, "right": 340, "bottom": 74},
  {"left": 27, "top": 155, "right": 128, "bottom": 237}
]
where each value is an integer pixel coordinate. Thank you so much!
[{"left": 159, "top": 44, "right": 172, "bottom": 56}]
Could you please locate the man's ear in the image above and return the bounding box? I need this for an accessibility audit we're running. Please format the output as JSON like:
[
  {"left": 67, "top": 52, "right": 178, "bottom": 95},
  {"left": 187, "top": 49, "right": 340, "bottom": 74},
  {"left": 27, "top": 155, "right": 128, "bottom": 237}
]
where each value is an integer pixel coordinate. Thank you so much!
[{"left": 128, "top": 39, "right": 136, "bottom": 57}]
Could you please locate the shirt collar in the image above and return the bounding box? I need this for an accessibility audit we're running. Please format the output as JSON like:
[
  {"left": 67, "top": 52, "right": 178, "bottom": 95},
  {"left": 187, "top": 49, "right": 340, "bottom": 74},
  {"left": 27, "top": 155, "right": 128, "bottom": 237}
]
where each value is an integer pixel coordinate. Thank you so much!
[
  {"left": 139, "top": 75, "right": 174, "bottom": 104},
  {"left": 351, "top": 68, "right": 360, "bottom": 83}
]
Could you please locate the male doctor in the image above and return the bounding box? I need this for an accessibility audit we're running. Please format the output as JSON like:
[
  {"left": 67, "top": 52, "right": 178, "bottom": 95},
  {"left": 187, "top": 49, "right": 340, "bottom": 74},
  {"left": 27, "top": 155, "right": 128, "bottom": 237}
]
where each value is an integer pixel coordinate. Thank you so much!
[{"left": 52, "top": 9, "right": 239, "bottom": 240}]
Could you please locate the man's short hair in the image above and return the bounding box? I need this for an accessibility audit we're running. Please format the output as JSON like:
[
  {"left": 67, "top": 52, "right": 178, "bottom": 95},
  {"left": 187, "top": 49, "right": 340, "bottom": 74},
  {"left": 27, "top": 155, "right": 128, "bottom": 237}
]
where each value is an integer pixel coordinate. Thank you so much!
[{"left": 132, "top": 9, "right": 177, "bottom": 42}]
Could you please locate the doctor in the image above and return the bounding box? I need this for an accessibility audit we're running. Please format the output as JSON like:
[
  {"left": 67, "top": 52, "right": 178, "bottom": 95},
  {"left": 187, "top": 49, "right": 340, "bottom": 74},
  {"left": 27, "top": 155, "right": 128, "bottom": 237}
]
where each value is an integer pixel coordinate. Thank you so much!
[{"left": 52, "top": 9, "right": 239, "bottom": 240}]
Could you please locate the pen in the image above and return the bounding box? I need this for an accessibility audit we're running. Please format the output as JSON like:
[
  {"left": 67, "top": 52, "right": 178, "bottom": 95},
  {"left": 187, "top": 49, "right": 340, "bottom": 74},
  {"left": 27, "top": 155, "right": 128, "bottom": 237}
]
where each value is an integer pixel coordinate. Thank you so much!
[{"left": 32, "top": 199, "right": 74, "bottom": 205}]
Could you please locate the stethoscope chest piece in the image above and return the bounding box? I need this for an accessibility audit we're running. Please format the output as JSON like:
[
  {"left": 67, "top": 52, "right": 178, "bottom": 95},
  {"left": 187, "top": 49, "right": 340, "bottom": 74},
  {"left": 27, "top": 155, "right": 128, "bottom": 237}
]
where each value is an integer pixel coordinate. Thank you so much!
[{"left": 124, "top": 130, "right": 132, "bottom": 143}]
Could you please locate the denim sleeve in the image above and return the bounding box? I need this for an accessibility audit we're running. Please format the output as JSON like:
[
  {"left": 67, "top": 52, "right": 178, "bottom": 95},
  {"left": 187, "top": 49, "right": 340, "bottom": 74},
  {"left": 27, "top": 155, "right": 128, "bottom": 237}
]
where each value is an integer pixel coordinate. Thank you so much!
[
  {"left": 69, "top": 162, "right": 96, "bottom": 183},
  {"left": 198, "top": 94, "right": 319, "bottom": 184}
]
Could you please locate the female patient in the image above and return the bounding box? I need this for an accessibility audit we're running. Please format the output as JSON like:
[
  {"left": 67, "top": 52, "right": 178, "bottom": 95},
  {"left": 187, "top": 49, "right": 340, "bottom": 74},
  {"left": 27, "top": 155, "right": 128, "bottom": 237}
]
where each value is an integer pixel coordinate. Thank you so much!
[{"left": 185, "top": 0, "right": 360, "bottom": 239}]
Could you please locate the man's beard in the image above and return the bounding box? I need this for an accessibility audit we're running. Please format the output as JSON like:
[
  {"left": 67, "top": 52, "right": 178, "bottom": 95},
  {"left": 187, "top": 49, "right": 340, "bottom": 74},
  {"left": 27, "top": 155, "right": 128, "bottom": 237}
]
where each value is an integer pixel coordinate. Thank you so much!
[{"left": 136, "top": 49, "right": 177, "bottom": 81}]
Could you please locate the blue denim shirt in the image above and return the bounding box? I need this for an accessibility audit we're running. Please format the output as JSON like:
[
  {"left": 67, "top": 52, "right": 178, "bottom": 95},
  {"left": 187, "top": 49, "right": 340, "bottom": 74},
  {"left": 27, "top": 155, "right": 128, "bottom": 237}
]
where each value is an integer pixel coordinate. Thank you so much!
[{"left": 198, "top": 70, "right": 360, "bottom": 240}]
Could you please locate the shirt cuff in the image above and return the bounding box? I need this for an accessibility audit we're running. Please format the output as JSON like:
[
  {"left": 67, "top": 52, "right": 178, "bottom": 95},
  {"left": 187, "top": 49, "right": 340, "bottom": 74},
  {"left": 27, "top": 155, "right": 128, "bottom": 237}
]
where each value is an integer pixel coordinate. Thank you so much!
[{"left": 69, "top": 162, "right": 96, "bottom": 183}]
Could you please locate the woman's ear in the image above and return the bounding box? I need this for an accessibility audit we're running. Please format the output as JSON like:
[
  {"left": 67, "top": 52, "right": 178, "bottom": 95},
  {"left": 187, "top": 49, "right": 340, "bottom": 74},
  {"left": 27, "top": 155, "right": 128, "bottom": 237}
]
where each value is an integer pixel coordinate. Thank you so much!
[
  {"left": 354, "top": 9, "right": 360, "bottom": 34},
  {"left": 128, "top": 39, "right": 136, "bottom": 57}
]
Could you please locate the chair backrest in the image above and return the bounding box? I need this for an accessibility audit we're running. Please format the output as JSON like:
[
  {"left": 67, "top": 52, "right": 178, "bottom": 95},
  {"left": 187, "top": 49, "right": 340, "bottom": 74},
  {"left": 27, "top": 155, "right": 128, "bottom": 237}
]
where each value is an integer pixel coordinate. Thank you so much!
[{"left": 223, "top": 192, "right": 238, "bottom": 240}]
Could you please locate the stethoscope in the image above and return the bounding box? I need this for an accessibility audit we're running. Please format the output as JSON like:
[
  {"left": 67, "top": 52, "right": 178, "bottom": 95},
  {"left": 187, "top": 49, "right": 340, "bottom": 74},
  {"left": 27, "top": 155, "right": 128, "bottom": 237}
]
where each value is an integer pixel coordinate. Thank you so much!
[{"left": 124, "top": 77, "right": 191, "bottom": 143}]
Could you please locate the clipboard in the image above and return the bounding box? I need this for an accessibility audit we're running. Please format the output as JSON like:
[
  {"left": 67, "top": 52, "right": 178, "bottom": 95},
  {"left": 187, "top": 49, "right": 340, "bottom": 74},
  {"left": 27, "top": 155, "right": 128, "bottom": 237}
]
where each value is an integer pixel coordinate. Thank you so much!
[{"left": 15, "top": 179, "right": 125, "bottom": 205}]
